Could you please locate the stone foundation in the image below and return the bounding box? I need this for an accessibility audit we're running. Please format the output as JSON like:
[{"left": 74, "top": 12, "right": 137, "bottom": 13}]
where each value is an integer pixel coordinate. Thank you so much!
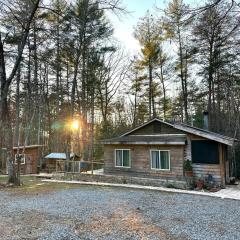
[{"left": 53, "top": 172, "right": 188, "bottom": 189}]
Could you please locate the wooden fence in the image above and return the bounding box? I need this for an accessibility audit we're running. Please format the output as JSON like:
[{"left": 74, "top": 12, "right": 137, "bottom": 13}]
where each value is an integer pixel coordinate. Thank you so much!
[{"left": 56, "top": 160, "right": 104, "bottom": 173}]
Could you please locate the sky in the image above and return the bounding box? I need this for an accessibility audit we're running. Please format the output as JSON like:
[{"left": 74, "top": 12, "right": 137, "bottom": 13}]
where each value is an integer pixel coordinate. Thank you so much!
[
  {"left": 108, "top": 0, "right": 197, "bottom": 56},
  {"left": 107, "top": 0, "right": 199, "bottom": 98}
]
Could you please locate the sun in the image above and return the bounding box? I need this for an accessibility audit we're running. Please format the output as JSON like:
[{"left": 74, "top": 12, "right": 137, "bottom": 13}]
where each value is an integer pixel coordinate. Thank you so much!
[{"left": 71, "top": 120, "right": 79, "bottom": 130}]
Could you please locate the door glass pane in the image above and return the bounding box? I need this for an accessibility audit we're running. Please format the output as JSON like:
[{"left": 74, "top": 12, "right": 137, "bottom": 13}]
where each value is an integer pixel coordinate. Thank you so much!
[
  {"left": 116, "top": 150, "right": 122, "bottom": 166},
  {"left": 151, "top": 151, "right": 159, "bottom": 169},
  {"left": 20, "top": 155, "right": 25, "bottom": 164},
  {"left": 160, "top": 151, "right": 169, "bottom": 169},
  {"left": 123, "top": 150, "right": 130, "bottom": 167}
]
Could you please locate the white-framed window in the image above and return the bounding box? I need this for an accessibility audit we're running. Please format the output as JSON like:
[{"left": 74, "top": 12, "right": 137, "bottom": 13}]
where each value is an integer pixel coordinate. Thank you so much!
[
  {"left": 150, "top": 150, "right": 170, "bottom": 170},
  {"left": 115, "top": 149, "right": 131, "bottom": 168},
  {"left": 15, "top": 154, "right": 25, "bottom": 165}
]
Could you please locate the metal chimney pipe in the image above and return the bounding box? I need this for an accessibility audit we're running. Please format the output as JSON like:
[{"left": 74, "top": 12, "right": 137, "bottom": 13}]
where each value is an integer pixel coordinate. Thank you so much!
[{"left": 203, "top": 111, "right": 209, "bottom": 130}]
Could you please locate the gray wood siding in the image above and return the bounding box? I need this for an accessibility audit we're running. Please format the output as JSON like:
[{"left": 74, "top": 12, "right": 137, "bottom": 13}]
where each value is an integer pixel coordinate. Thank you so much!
[
  {"left": 104, "top": 144, "right": 185, "bottom": 179},
  {"left": 192, "top": 164, "right": 221, "bottom": 183}
]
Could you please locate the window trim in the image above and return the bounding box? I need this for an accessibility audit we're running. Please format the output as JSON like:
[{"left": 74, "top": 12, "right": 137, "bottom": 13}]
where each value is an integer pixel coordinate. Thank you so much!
[
  {"left": 115, "top": 149, "right": 131, "bottom": 168},
  {"left": 15, "top": 154, "right": 26, "bottom": 165},
  {"left": 150, "top": 150, "right": 171, "bottom": 171}
]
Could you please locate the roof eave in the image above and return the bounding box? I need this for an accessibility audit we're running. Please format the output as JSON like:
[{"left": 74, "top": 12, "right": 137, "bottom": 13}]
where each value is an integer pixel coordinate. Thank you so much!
[
  {"left": 103, "top": 141, "right": 186, "bottom": 145},
  {"left": 174, "top": 125, "right": 234, "bottom": 146}
]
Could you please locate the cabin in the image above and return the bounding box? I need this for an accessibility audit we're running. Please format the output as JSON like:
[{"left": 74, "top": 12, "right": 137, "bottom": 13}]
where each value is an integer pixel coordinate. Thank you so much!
[
  {"left": 103, "top": 118, "right": 237, "bottom": 187},
  {"left": 13, "top": 145, "right": 43, "bottom": 174}
]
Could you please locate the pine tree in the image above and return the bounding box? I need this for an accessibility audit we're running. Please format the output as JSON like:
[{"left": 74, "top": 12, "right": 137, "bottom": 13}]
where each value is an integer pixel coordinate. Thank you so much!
[
  {"left": 163, "top": 0, "right": 191, "bottom": 123},
  {"left": 134, "top": 11, "right": 162, "bottom": 119}
]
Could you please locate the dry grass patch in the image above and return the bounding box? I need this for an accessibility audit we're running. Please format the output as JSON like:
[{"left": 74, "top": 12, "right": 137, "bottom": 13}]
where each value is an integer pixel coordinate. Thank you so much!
[
  {"left": 0, "top": 176, "right": 84, "bottom": 196},
  {"left": 9, "top": 182, "right": 84, "bottom": 196}
]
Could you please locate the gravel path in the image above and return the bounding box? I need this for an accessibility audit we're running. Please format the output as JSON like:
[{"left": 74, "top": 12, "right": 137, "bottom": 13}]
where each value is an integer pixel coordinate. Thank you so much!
[{"left": 0, "top": 185, "right": 240, "bottom": 240}]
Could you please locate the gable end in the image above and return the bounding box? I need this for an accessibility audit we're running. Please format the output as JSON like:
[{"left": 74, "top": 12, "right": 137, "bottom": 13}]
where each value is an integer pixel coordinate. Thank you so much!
[{"left": 123, "top": 119, "right": 183, "bottom": 136}]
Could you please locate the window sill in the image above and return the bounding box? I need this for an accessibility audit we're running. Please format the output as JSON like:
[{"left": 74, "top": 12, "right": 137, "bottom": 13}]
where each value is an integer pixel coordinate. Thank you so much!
[
  {"left": 151, "top": 168, "right": 171, "bottom": 172},
  {"left": 115, "top": 166, "right": 131, "bottom": 169}
]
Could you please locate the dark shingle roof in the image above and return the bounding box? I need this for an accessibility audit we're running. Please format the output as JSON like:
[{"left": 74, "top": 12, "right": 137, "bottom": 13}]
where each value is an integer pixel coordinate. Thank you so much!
[
  {"left": 174, "top": 123, "right": 236, "bottom": 146},
  {"left": 102, "top": 118, "right": 238, "bottom": 146},
  {"left": 118, "top": 118, "right": 237, "bottom": 146}
]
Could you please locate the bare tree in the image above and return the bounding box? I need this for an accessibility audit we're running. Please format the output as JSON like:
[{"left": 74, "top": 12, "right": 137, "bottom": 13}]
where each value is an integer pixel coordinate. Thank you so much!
[
  {"left": 0, "top": 0, "right": 40, "bottom": 184},
  {"left": 96, "top": 50, "right": 129, "bottom": 126}
]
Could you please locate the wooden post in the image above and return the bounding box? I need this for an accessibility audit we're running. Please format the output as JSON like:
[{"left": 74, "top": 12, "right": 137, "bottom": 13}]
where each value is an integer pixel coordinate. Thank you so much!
[{"left": 219, "top": 144, "right": 225, "bottom": 187}]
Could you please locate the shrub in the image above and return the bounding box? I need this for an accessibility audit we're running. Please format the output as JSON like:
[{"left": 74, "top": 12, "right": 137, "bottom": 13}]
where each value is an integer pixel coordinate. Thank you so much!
[{"left": 183, "top": 160, "right": 192, "bottom": 171}]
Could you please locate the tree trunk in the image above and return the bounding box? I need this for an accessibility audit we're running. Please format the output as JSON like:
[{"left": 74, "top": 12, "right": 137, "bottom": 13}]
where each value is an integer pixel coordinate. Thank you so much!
[
  {"left": 0, "top": 34, "right": 9, "bottom": 120},
  {"left": 71, "top": 48, "right": 81, "bottom": 116},
  {"left": 177, "top": 27, "right": 188, "bottom": 123},
  {"left": 0, "top": 0, "right": 40, "bottom": 185},
  {"left": 208, "top": 43, "right": 214, "bottom": 130},
  {"left": 90, "top": 87, "right": 95, "bottom": 174},
  {"left": 148, "top": 59, "right": 153, "bottom": 119},
  {"left": 15, "top": 43, "right": 22, "bottom": 186},
  {"left": 159, "top": 62, "right": 166, "bottom": 121}
]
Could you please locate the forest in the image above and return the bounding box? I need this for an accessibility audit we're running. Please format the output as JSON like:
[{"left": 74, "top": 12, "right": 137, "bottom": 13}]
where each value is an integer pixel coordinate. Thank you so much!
[{"left": 0, "top": 0, "right": 239, "bottom": 183}]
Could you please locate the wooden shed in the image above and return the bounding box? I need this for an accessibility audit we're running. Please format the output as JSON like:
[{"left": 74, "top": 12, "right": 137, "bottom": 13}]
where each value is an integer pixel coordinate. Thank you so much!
[
  {"left": 103, "top": 118, "right": 238, "bottom": 187},
  {"left": 13, "top": 145, "right": 43, "bottom": 174}
]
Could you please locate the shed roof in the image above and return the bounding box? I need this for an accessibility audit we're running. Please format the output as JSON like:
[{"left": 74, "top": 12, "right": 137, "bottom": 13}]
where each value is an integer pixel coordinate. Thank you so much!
[
  {"left": 103, "top": 134, "right": 186, "bottom": 145},
  {"left": 44, "top": 153, "right": 76, "bottom": 159}
]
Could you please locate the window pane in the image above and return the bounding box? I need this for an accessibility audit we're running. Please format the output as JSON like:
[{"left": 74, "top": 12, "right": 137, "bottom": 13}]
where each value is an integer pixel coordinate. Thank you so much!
[
  {"left": 116, "top": 150, "right": 122, "bottom": 166},
  {"left": 151, "top": 151, "right": 159, "bottom": 169},
  {"left": 123, "top": 150, "right": 130, "bottom": 167},
  {"left": 192, "top": 140, "right": 219, "bottom": 164},
  {"left": 15, "top": 154, "right": 25, "bottom": 164},
  {"left": 160, "top": 151, "right": 170, "bottom": 170},
  {"left": 20, "top": 155, "right": 24, "bottom": 164}
]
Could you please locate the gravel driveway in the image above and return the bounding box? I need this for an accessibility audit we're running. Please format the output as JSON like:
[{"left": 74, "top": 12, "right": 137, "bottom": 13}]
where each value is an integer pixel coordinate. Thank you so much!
[{"left": 0, "top": 184, "right": 240, "bottom": 240}]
